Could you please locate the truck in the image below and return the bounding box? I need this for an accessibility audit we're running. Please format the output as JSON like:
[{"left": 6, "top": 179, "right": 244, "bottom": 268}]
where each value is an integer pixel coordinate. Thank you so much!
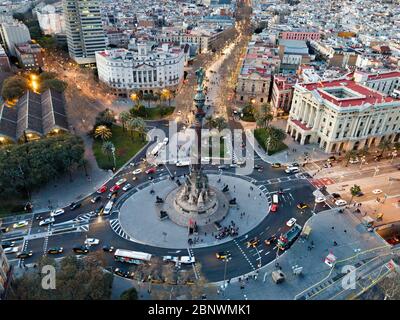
[{"left": 277, "top": 223, "right": 302, "bottom": 251}]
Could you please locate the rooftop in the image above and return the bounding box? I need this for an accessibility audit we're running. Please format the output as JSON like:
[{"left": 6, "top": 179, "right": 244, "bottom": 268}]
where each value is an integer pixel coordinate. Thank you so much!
[{"left": 301, "top": 79, "right": 398, "bottom": 108}]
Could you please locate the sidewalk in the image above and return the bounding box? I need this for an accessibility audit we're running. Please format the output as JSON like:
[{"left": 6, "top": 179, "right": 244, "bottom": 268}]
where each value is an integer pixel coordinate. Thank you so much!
[
  {"left": 31, "top": 135, "right": 112, "bottom": 211},
  {"left": 206, "top": 208, "right": 386, "bottom": 300}
]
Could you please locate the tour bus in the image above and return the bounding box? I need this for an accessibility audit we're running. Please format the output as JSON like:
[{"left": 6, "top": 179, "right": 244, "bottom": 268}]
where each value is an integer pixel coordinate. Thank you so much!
[
  {"left": 114, "top": 249, "right": 152, "bottom": 264},
  {"left": 150, "top": 142, "right": 164, "bottom": 157},
  {"left": 271, "top": 194, "right": 279, "bottom": 212}
]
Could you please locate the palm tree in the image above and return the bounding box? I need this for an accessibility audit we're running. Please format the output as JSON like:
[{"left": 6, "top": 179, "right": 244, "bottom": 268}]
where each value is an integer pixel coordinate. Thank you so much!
[
  {"left": 378, "top": 139, "right": 392, "bottom": 156},
  {"left": 260, "top": 103, "right": 271, "bottom": 115},
  {"left": 161, "top": 89, "right": 173, "bottom": 107},
  {"left": 119, "top": 111, "right": 132, "bottom": 132},
  {"left": 94, "top": 125, "right": 112, "bottom": 141},
  {"left": 350, "top": 184, "right": 361, "bottom": 204},
  {"left": 130, "top": 91, "right": 142, "bottom": 107},
  {"left": 265, "top": 113, "right": 273, "bottom": 128},
  {"left": 127, "top": 117, "right": 146, "bottom": 141},
  {"left": 102, "top": 141, "right": 114, "bottom": 161},
  {"left": 344, "top": 150, "right": 358, "bottom": 166},
  {"left": 265, "top": 127, "right": 286, "bottom": 154},
  {"left": 143, "top": 93, "right": 153, "bottom": 108},
  {"left": 357, "top": 145, "right": 369, "bottom": 157}
]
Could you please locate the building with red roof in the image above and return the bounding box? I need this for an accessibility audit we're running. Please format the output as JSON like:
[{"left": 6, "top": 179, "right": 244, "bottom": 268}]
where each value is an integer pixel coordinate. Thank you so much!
[{"left": 286, "top": 75, "right": 400, "bottom": 153}]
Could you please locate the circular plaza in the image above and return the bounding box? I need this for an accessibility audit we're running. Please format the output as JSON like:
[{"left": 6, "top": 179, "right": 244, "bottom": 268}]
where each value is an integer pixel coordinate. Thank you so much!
[{"left": 117, "top": 173, "right": 271, "bottom": 249}]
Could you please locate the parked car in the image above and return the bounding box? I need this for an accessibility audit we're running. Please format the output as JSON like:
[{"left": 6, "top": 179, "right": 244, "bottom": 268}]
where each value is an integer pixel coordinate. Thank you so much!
[
  {"left": 349, "top": 158, "right": 359, "bottom": 164},
  {"left": 114, "top": 268, "right": 131, "bottom": 278},
  {"left": 372, "top": 189, "right": 382, "bottom": 195}
]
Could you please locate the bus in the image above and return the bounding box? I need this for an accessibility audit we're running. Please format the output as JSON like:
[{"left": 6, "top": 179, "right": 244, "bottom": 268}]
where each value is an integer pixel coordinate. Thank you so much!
[
  {"left": 277, "top": 224, "right": 302, "bottom": 251},
  {"left": 114, "top": 249, "right": 152, "bottom": 264},
  {"left": 150, "top": 142, "right": 164, "bottom": 157}
]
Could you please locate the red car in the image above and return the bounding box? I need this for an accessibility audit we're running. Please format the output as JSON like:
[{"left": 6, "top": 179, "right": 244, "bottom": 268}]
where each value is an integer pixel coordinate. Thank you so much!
[
  {"left": 270, "top": 204, "right": 278, "bottom": 212},
  {"left": 97, "top": 185, "right": 107, "bottom": 194},
  {"left": 110, "top": 185, "right": 120, "bottom": 193},
  {"left": 145, "top": 167, "right": 157, "bottom": 174}
]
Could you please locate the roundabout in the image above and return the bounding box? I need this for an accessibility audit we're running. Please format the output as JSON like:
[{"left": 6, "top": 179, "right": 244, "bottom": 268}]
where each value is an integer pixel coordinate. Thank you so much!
[{"left": 117, "top": 172, "right": 270, "bottom": 249}]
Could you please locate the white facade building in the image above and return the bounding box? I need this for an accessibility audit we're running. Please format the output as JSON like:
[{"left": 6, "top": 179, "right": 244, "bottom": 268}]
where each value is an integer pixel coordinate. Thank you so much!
[
  {"left": 95, "top": 43, "right": 185, "bottom": 95},
  {"left": 63, "top": 0, "right": 106, "bottom": 64},
  {"left": 0, "top": 21, "right": 31, "bottom": 56},
  {"left": 36, "top": 4, "right": 65, "bottom": 35},
  {"left": 286, "top": 76, "right": 400, "bottom": 153}
]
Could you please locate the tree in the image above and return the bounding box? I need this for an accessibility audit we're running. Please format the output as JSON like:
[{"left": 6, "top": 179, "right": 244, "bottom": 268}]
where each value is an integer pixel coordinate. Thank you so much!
[
  {"left": 94, "top": 125, "right": 112, "bottom": 141},
  {"left": 350, "top": 184, "right": 361, "bottom": 204},
  {"left": 120, "top": 287, "right": 138, "bottom": 300},
  {"left": 0, "top": 134, "right": 84, "bottom": 198},
  {"left": 102, "top": 141, "right": 115, "bottom": 161},
  {"left": 119, "top": 111, "right": 132, "bottom": 132},
  {"left": 161, "top": 89, "right": 173, "bottom": 107},
  {"left": 127, "top": 117, "right": 146, "bottom": 141},
  {"left": 7, "top": 254, "right": 113, "bottom": 300},
  {"left": 130, "top": 91, "right": 142, "bottom": 106},
  {"left": 344, "top": 150, "right": 358, "bottom": 166},
  {"left": 378, "top": 139, "right": 392, "bottom": 156},
  {"left": 143, "top": 93, "right": 153, "bottom": 108},
  {"left": 41, "top": 78, "right": 67, "bottom": 92},
  {"left": 95, "top": 109, "right": 115, "bottom": 128},
  {"left": 1, "top": 75, "right": 28, "bottom": 101}
]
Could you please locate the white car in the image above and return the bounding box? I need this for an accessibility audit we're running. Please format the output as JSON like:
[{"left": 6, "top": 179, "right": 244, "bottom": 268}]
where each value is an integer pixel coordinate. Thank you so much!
[
  {"left": 39, "top": 217, "right": 55, "bottom": 226},
  {"left": 315, "top": 196, "right": 326, "bottom": 203},
  {"left": 372, "top": 189, "right": 382, "bottom": 195},
  {"left": 115, "top": 178, "right": 127, "bottom": 186},
  {"left": 122, "top": 183, "right": 132, "bottom": 191},
  {"left": 84, "top": 238, "right": 100, "bottom": 246},
  {"left": 286, "top": 218, "right": 297, "bottom": 227},
  {"left": 177, "top": 111, "right": 182, "bottom": 115},
  {"left": 50, "top": 208, "right": 64, "bottom": 217},
  {"left": 176, "top": 160, "right": 190, "bottom": 167},
  {"left": 13, "top": 220, "right": 29, "bottom": 229},
  {"left": 335, "top": 199, "right": 347, "bottom": 206},
  {"left": 132, "top": 169, "right": 142, "bottom": 175},
  {"left": 4, "top": 247, "right": 18, "bottom": 254},
  {"left": 349, "top": 158, "right": 359, "bottom": 164},
  {"left": 285, "top": 167, "right": 300, "bottom": 174}
]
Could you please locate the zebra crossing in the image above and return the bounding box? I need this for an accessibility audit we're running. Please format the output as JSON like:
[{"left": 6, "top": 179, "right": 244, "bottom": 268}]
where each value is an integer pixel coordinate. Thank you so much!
[
  {"left": 73, "top": 212, "right": 95, "bottom": 223},
  {"left": 77, "top": 224, "right": 89, "bottom": 232},
  {"left": 258, "top": 184, "right": 272, "bottom": 206},
  {"left": 110, "top": 219, "right": 132, "bottom": 241},
  {"left": 257, "top": 174, "right": 307, "bottom": 186}
]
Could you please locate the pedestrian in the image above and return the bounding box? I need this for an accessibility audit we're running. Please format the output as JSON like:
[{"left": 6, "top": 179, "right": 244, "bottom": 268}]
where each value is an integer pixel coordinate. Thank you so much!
[
  {"left": 333, "top": 241, "right": 338, "bottom": 246},
  {"left": 331, "top": 226, "right": 334, "bottom": 230},
  {"left": 344, "top": 229, "right": 347, "bottom": 233}
]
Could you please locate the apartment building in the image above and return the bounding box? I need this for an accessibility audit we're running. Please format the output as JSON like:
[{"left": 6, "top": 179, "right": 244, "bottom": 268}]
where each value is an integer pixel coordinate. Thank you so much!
[{"left": 0, "top": 245, "right": 11, "bottom": 300}]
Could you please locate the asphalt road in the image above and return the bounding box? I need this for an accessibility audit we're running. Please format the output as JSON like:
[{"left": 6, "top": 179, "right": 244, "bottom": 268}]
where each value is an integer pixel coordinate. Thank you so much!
[{"left": 1, "top": 131, "right": 324, "bottom": 282}]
